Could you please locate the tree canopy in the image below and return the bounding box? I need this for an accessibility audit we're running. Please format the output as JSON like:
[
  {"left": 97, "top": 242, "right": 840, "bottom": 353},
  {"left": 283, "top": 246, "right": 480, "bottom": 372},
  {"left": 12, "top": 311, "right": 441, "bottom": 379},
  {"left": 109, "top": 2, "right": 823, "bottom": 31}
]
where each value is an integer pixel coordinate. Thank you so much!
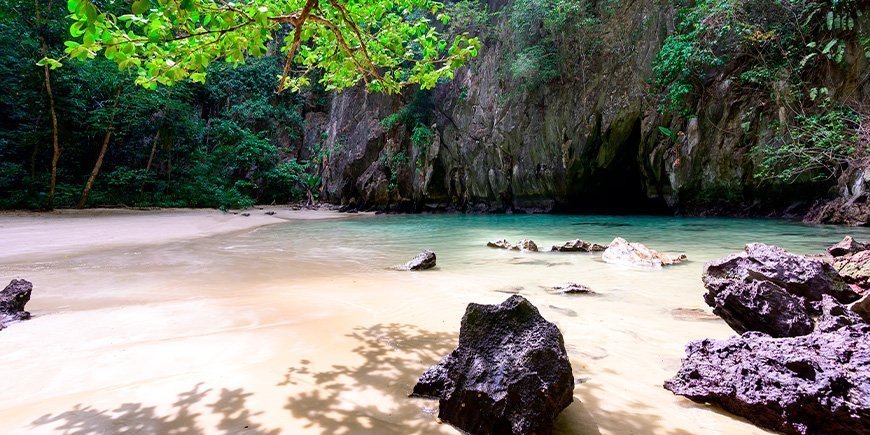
[{"left": 48, "top": 0, "right": 480, "bottom": 93}]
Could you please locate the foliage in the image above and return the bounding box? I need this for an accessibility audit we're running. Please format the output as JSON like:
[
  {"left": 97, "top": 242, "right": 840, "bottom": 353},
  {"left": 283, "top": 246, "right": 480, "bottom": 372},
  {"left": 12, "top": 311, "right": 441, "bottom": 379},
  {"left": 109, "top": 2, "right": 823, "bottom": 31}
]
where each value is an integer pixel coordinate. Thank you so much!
[
  {"left": 652, "top": 0, "right": 868, "bottom": 182},
  {"left": 754, "top": 105, "right": 862, "bottom": 182},
  {"left": 54, "top": 0, "right": 480, "bottom": 93},
  {"left": 0, "top": 0, "right": 315, "bottom": 209}
]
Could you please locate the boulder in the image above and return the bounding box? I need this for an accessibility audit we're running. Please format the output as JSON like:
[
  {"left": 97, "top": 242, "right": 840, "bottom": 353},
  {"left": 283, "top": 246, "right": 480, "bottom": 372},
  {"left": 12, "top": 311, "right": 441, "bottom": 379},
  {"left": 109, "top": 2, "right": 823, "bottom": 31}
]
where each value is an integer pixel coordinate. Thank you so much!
[
  {"left": 827, "top": 235, "right": 868, "bottom": 257},
  {"left": 400, "top": 250, "right": 436, "bottom": 270},
  {"left": 703, "top": 279, "right": 814, "bottom": 338},
  {"left": 601, "top": 237, "right": 687, "bottom": 268},
  {"left": 547, "top": 283, "right": 595, "bottom": 295},
  {"left": 0, "top": 279, "right": 32, "bottom": 330},
  {"left": 703, "top": 243, "right": 857, "bottom": 308},
  {"left": 411, "top": 295, "right": 574, "bottom": 434},
  {"left": 487, "top": 239, "right": 539, "bottom": 252},
  {"left": 664, "top": 323, "right": 869, "bottom": 435},
  {"left": 550, "top": 239, "right": 606, "bottom": 252},
  {"left": 833, "top": 250, "right": 870, "bottom": 295}
]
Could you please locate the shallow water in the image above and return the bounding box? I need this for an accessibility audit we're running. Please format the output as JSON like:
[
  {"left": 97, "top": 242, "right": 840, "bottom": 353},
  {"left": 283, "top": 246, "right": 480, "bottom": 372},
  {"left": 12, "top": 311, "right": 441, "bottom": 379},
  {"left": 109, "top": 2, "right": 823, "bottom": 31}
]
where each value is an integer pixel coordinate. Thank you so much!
[{"left": 1, "top": 213, "right": 867, "bottom": 434}]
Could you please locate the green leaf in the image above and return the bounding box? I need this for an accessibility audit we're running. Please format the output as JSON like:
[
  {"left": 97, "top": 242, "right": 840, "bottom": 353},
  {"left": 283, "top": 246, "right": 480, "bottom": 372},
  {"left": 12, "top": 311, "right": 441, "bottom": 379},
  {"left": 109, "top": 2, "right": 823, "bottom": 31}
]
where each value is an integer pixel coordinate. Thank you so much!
[{"left": 132, "top": 0, "right": 150, "bottom": 15}]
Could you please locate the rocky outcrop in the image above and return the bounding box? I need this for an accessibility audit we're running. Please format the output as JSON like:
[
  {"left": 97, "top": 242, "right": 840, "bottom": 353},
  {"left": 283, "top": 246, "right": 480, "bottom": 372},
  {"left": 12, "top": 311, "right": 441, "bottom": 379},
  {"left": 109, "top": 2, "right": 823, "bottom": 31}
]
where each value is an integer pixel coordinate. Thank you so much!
[
  {"left": 702, "top": 243, "right": 859, "bottom": 337},
  {"left": 400, "top": 250, "right": 437, "bottom": 271},
  {"left": 550, "top": 239, "right": 606, "bottom": 252},
  {"left": 1, "top": 279, "right": 32, "bottom": 330},
  {"left": 804, "top": 160, "right": 870, "bottom": 226},
  {"left": 664, "top": 324, "right": 869, "bottom": 435},
  {"left": 487, "top": 239, "right": 539, "bottom": 252},
  {"left": 411, "top": 295, "right": 574, "bottom": 434},
  {"left": 601, "top": 237, "right": 686, "bottom": 268}
]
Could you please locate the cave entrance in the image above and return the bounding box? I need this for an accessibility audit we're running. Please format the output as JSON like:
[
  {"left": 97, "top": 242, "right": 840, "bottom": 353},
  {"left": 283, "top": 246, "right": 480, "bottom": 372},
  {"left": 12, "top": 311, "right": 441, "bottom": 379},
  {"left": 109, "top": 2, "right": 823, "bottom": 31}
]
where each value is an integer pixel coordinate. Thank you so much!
[{"left": 557, "top": 118, "right": 670, "bottom": 214}]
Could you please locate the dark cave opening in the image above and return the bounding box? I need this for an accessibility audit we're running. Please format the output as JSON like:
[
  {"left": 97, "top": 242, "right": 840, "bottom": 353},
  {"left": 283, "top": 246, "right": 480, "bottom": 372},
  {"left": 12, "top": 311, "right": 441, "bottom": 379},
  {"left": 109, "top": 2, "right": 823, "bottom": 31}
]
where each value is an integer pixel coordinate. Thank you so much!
[{"left": 555, "top": 119, "right": 670, "bottom": 215}]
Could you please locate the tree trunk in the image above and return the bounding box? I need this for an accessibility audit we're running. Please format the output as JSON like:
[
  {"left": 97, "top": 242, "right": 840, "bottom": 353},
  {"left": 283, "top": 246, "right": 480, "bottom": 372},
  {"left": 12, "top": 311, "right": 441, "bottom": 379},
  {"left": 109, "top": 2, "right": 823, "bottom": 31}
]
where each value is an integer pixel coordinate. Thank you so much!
[
  {"left": 41, "top": 40, "right": 59, "bottom": 210},
  {"left": 139, "top": 130, "right": 160, "bottom": 196},
  {"left": 77, "top": 86, "right": 122, "bottom": 209}
]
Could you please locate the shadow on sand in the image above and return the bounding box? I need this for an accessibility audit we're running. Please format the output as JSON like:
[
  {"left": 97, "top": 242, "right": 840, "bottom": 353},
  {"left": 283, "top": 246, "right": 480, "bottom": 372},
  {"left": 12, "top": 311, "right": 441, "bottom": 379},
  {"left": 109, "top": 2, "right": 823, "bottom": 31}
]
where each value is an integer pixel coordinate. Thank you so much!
[{"left": 29, "top": 322, "right": 731, "bottom": 434}]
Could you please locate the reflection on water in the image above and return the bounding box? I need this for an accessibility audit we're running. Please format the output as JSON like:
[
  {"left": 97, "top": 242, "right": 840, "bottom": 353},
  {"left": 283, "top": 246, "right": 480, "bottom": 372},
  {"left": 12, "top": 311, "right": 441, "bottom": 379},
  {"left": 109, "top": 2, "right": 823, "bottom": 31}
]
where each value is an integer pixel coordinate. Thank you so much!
[{"left": 0, "top": 214, "right": 866, "bottom": 434}]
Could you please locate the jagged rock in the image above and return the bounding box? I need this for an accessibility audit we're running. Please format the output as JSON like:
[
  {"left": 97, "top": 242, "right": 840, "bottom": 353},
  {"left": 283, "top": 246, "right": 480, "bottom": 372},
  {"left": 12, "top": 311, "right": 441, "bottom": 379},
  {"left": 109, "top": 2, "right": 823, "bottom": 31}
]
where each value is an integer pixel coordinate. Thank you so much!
[
  {"left": 411, "top": 295, "right": 574, "bottom": 434},
  {"left": 664, "top": 323, "right": 870, "bottom": 435},
  {"left": 702, "top": 243, "right": 860, "bottom": 337},
  {"left": 703, "top": 243, "right": 857, "bottom": 307},
  {"left": 827, "top": 235, "right": 868, "bottom": 257},
  {"left": 547, "top": 283, "right": 594, "bottom": 295},
  {"left": 601, "top": 237, "right": 687, "bottom": 268},
  {"left": 833, "top": 250, "right": 870, "bottom": 295},
  {"left": 487, "top": 239, "right": 539, "bottom": 252},
  {"left": 400, "top": 250, "right": 436, "bottom": 271},
  {"left": 0, "top": 279, "right": 32, "bottom": 330},
  {"left": 814, "top": 294, "right": 865, "bottom": 333},
  {"left": 550, "top": 239, "right": 606, "bottom": 252},
  {"left": 703, "top": 279, "right": 814, "bottom": 338}
]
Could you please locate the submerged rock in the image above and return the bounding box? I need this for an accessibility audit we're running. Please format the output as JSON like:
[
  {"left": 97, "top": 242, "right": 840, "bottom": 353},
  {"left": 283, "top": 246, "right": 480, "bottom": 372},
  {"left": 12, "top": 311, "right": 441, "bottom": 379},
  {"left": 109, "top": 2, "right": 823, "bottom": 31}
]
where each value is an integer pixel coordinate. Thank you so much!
[
  {"left": 400, "top": 250, "right": 436, "bottom": 271},
  {"left": 487, "top": 239, "right": 539, "bottom": 252},
  {"left": 664, "top": 324, "right": 869, "bottom": 435},
  {"left": 601, "top": 237, "right": 687, "bottom": 268},
  {"left": 411, "top": 295, "right": 574, "bottom": 434},
  {"left": 0, "top": 279, "right": 32, "bottom": 330},
  {"left": 550, "top": 239, "right": 606, "bottom": 252},
  {"left": 547, "top": 283, "right": 595, "bottom": 295}
]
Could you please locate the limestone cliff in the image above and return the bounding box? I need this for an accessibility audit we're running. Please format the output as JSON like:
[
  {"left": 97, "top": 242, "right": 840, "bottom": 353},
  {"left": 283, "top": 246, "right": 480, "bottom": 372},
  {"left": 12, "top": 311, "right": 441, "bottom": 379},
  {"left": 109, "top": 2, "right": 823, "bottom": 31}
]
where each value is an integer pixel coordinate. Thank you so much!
[{"left": 304, "top": 0, "right": 868, "bottom": 222}]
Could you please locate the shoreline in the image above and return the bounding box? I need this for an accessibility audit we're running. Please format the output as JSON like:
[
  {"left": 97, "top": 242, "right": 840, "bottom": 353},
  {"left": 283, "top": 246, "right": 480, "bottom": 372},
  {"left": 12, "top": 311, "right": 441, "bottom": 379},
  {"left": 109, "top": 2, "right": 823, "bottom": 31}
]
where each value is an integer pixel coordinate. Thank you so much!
[{"left": 0, "top": 205, "right": 371, "bottom": 263}]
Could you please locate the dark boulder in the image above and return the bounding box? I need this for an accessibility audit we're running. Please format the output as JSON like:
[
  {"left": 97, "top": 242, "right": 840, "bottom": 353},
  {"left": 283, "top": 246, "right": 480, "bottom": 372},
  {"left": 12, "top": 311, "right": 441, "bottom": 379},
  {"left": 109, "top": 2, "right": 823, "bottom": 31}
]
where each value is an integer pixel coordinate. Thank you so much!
[
  {"left": 703, "top": 243, "right": 856, "bottom": 306},
  {"left": 0, "top": 279, "right": 32, "bottom": 330},
  {"left": 703, "top": 279, "right": 814, "bottom": 337},
  {"left": 664, "top": 323, "right": 869, "bottom": 435},
  {"left": 550, "top": 239, "right": 606, "bottom": 252},
  {"left": 400, "top": 250, "right": 436, "bottom": 270},
  {"left": 828, "top": 235, "right": 868, "bottom": 257},
  {"left": 702, "top": 243, "right": 859, "bottom": 337},
  {"left": 411, "top": 295, "right": 574, "bottom": 434}
]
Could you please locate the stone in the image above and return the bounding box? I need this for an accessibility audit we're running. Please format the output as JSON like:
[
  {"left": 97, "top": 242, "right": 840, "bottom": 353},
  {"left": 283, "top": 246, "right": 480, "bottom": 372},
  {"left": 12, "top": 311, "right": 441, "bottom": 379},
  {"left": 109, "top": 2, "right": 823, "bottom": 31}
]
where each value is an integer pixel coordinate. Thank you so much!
[
  {"left": 486, "top": 239, "right": 539, "bottom": 252},
  {"left": 486, "top": 239, "right": 513, "bottom": 249},
  {"left": 851, "top": 294, "right": 870, "bottom": 323},
  {"left": 833, "top": 250, "right": 870, "bottom": 295},
  {"left": 548, "top": 283, "right": 595, "bottom": 295},
  {"left": 827, "top": 235, "right": 867, "bottom": 257},
  {"left": 0, "top": 279, "right": 32, "bottom": 330},
  {"left": 664, "top": 324, "right": 869, "bottom": 435},
  {"left": 400, "top": 250, "right": 436, "bottom": 271},
  {"left": 601, "top": 237, "right": 687, "bottom": 268},
  {"left": 703, "top": 279, "right": 815, "bottom": 338},
  {"left": 550, "top": 239, "right": 606, "bottom": 252},
  {"left": 670, "top": 308, "right": 720, "bottom": 322},
  {"left": 411, "top": 295, "right": 574, "bottom": 434},
  {"left": 703, "top": 243, "right": 857, "bottom": 307}
]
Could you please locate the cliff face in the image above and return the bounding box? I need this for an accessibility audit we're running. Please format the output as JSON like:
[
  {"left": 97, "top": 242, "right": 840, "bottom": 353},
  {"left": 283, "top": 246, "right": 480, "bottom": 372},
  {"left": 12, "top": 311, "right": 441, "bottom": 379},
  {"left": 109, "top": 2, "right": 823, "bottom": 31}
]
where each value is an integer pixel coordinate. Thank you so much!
[{"left": 305, "top": 0, "right": 868, "bottom": 219}]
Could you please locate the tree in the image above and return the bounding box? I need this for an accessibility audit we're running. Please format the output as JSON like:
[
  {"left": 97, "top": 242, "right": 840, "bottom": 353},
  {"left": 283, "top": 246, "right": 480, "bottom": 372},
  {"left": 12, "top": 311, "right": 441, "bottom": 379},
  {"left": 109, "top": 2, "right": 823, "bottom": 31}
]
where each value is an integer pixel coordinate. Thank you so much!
[{"left": 49, "top": 0, "right": 480, "bottom": 94}]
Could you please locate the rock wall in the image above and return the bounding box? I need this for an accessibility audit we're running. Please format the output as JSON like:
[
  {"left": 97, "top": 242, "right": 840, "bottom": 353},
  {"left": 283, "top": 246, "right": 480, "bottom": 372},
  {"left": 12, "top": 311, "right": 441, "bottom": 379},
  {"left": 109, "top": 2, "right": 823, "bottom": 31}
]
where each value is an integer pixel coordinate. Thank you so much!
[{"left": 304, "top": 0, "right": 868, "bottom": 219}]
